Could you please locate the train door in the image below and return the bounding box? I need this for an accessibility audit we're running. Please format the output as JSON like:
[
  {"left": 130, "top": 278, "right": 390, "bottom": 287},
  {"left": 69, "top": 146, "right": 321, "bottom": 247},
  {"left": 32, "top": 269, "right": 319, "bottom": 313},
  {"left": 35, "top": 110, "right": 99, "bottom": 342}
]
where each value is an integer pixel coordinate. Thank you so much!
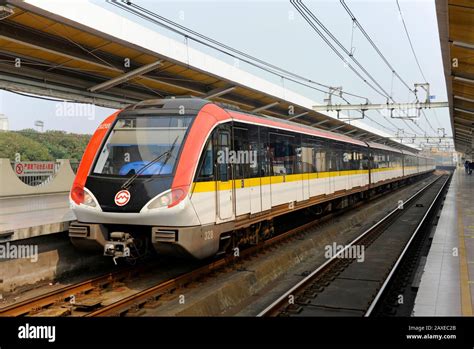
[
  {"left": 259, "top": 127, "right": 272, "bottom": 211},
  {"left": 216, "top": 126, "right": 234, "bottom": 221},
  {"left": 368, "top": 148, "right": 373, "bottom": 189},
  {"left": 300, "top": 136, "right": 312, "bottom": 201},
  {"left": 233, "top": 125, "right": 251, "bottom": 216},
  {"left": 327, "top": 141, "right": 336, "bottom": 194},
  {"left": 248, "top": 125, "right": 262, "bottom": 214},
  {"left": 301, "top": 168, "right": 310, "bottom": 201}
]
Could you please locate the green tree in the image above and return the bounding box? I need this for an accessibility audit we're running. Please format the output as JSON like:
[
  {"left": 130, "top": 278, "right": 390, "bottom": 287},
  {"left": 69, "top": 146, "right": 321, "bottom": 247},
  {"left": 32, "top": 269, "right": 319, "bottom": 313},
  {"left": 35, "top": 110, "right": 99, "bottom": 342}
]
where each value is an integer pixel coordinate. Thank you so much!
[
  {"left": 0, "top": 130, "right": 91, "bottom": 161},
  {"left": 0, "top": 132, "right": 51, "bottom": 160}
]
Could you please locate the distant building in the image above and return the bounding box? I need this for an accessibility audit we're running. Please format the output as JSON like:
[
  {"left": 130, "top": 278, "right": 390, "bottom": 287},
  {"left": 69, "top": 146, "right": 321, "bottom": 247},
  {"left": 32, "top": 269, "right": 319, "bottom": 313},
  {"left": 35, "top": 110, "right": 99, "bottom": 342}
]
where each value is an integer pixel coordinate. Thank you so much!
[{"left": 0, "top": 114, "right": 8, "bottom": 131}]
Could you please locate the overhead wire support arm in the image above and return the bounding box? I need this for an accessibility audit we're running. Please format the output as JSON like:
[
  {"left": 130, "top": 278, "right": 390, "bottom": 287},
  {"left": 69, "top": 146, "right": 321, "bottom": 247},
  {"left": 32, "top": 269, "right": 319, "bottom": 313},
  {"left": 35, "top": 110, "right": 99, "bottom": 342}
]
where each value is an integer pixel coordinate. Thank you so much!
[
  {"left": 312, "top": 101, "right": 448, "bottom": 112},
  {"left": 390, "top": 136, "right": 453, "bottom": 140}
]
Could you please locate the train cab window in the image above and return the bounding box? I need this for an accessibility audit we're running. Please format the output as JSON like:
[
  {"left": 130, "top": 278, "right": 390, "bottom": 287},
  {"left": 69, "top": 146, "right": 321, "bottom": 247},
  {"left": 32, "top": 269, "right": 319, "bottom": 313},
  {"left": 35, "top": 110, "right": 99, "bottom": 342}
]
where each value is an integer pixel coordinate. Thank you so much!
[
  {"left": 92, "top": 116, "right": 192, "bottom": 177},
  {"left": 196, "top": 140, "right": 213, "bottom": 181}
]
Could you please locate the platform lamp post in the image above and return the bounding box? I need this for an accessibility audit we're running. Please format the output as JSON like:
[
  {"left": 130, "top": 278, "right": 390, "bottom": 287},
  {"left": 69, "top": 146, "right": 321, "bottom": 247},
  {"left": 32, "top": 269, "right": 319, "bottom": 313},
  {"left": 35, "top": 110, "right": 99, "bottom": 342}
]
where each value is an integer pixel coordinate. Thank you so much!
[{"left": 34, "top": 120, "right": 44, "bottom": 132}]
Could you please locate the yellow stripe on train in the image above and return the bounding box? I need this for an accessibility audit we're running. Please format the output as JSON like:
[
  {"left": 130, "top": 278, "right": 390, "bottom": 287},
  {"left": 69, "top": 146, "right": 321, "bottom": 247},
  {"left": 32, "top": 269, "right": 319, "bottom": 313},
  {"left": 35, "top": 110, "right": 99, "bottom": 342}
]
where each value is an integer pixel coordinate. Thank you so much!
[{"left": 190, "top": 168, "right": 410, "bottom": 193}]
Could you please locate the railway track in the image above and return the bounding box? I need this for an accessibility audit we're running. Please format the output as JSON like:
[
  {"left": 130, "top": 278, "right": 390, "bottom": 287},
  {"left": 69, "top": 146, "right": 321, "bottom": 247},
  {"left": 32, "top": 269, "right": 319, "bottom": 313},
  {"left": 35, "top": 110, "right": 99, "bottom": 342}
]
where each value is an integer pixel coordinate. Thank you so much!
[
  {"left": 0, "top": 174, "right": 441, "bottom": 317},
  {"left": 0, "top": 263, "right": 164, "bottom": 317},
  {"left": 257, "top": 174, "right": 450, "bottom": 317},
  {"left": 83, "top": 207, "right": 354, "bottom": 317},
  {"left": 0, "top": 204, "right": 337, "bottom": 317}
]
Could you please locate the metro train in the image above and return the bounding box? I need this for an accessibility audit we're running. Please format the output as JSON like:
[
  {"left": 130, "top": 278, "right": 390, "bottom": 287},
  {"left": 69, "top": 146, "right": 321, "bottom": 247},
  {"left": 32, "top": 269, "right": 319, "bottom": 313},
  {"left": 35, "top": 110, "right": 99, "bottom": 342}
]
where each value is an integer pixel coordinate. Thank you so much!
[{"left": 69, "top": 98, "right": 435, "bottom": 261}]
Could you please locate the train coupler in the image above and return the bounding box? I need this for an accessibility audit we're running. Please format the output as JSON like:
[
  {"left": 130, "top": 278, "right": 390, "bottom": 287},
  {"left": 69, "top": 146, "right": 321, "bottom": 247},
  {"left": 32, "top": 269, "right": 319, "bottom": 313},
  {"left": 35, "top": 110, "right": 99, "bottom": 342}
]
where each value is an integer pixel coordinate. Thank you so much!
[{"left": 104, "top": 232, "right": 134, "bottom": 264}]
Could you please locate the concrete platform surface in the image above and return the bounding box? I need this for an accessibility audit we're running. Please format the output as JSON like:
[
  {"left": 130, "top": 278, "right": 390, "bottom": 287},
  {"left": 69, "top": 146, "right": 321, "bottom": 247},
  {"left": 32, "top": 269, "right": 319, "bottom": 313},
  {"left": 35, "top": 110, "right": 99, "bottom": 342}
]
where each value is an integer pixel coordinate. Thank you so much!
[
  {"left": 0, "top": 193, "right": 74, "bottom": 241},
  {"left": 413, "top": 170, "right": 473, "bottom": 316}
]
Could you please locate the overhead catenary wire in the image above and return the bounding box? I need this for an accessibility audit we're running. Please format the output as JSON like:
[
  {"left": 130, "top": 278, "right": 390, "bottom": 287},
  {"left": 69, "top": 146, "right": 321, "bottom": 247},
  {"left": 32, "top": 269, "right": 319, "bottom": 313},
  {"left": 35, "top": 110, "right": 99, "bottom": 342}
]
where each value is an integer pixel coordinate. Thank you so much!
[
  {"left": 339, "top": 1, "right": 439, "bottom": 137},
  {"left": 340, "top": 0, "right": 416, "bottom": 95},
  {"left": 111, "top": 0, "right": 423, "bottom": 140},
  {"left": 340, "top": 0, "right": 436, "bottom": 139},
  {"left": 113, "top": 0, "right": 430, "bottom": 142},
  {"left": 292, "top": 0, "right": 425, "bottom": 137},
  {"left": 394, "top": 1, "right": 442, "bottom": 135},
  {"left": 292, "top": 0, "right": 391, "bottom": 100},
  {"left": 107, "top": 0, "right": 369, "bottom": 101},
  {"left": 340, "top": 0, "right": 440, "bottom": 137},
  {"left": 113, "top": 0, "right": 403, "bottom": 136},
  {"left": 395, "top": 0, "right": 428, "bottom": 83}
]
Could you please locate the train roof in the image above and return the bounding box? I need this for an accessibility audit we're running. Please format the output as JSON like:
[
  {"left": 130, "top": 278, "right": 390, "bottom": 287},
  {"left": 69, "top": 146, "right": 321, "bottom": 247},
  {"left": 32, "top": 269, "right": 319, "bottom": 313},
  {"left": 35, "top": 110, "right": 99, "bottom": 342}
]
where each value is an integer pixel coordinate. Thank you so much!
[
  {"left": 120, "top": 98, "right": 423, "bottom": 154},
  {"left": 227, "top": 110, "right": 367, "bottom": 147},
  {"left": 366, "top": 141, "right": 403, "bottom": 154}
]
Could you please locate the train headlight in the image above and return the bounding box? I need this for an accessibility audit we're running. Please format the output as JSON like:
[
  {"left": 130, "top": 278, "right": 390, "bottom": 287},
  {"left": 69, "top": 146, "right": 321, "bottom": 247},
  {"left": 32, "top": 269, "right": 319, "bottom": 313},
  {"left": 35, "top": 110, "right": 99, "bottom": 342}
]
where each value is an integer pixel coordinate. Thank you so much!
[
  {"left": 70, "top": 185, "right": 99, "bottom": 208},
  {"left": 147, "top": 187, "right": 188, "bottom": 209},
  {"left": 83, "top": 190, "right": 97, "bottom": 208}
]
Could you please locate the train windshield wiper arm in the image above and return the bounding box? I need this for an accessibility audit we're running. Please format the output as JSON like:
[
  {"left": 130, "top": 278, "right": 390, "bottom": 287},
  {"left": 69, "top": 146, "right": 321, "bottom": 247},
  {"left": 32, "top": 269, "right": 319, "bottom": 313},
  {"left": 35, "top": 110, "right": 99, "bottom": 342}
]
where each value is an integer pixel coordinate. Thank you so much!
[
  {"left": 155, "top": 135, "right": 179, "bottom": 176},
  {"left": 121, "top": 136, "right": 179, "bottom": 190}
]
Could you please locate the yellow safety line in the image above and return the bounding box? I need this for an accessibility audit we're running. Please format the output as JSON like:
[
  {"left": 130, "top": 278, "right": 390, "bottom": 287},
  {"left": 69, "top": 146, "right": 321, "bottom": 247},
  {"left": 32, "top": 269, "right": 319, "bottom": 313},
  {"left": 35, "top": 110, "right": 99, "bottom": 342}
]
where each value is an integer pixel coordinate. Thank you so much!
[{"left": 458, "top": 194, "right": 473, "bottom": 316}]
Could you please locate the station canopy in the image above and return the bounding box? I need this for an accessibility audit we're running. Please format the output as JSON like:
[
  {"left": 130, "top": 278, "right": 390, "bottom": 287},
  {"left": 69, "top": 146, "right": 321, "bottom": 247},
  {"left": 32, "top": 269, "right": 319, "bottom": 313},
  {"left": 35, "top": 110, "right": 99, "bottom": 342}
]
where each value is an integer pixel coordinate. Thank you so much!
[
  {"left": 437, "top": 0, "right": 474, "bottom": 155},
  {"left": 0, "top": 0, "right": 419, "bottom": 151}
]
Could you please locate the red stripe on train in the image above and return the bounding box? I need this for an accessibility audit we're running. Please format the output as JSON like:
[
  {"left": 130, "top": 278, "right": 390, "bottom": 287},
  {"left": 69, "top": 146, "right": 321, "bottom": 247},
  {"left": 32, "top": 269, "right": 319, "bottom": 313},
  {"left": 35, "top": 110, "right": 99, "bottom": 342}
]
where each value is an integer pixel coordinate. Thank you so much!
[
  {"left": 170, "top": 104, "right": 231, "bottom": 207},
  {"left": 70, "top": 112, "right": 120, "bottom": 204}
]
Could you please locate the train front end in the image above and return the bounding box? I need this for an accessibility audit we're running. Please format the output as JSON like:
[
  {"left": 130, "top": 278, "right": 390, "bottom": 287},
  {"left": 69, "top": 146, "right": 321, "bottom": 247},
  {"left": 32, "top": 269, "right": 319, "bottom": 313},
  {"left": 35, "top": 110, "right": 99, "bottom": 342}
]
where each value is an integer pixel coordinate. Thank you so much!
[{"left": 69, "top": 99, "right": 211, "bottom": 262}]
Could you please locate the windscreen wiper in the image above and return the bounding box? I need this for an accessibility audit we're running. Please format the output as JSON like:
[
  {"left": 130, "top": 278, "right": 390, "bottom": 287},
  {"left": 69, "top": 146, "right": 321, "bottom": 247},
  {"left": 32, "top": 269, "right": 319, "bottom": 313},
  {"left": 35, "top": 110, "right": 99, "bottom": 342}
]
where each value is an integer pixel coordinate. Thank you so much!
[
  {"left": 156, "top": 136, "right": 179, "bottom": 176},
  {"left": 121, "top": 136, "right": 179, "bottom": 190}
]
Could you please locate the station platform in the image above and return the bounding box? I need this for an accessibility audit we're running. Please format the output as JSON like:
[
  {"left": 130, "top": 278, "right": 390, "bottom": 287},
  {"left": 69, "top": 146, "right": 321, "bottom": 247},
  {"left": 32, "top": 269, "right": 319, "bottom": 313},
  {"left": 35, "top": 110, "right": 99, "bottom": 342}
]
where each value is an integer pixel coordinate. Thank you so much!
[
  {"left": 413, "top": 170, "right": 473, "bottom": 316},
  {"left": 0, "top": 193, "right": 74, "bottom": 241}
]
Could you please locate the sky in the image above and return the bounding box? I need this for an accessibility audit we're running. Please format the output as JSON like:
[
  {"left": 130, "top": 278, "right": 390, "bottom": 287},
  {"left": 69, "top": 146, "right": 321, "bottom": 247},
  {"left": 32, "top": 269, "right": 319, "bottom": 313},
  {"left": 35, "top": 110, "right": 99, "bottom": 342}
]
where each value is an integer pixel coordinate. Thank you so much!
[{"left": 0, "top": 0, "right": 450, "bottom": 143}]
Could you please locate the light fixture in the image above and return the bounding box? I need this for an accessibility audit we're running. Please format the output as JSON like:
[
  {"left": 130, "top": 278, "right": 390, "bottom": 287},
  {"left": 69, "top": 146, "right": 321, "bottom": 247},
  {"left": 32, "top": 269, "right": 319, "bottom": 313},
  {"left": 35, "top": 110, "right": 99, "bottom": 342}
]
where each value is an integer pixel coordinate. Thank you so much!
[
  {"left": 454, "top": 95, "right": 474, "bottom": 104},
  {"left": 454, "top": 76, "right": 474, "bottom": 85},
  {"left": 0, "top": 6, "right": 14, "bottom": 20},
  {"left": 455, "top": 107, "right": 474, "bottom": 115},
  {"left": 452, "top": 41, "right": 474, "bottom": 50}
]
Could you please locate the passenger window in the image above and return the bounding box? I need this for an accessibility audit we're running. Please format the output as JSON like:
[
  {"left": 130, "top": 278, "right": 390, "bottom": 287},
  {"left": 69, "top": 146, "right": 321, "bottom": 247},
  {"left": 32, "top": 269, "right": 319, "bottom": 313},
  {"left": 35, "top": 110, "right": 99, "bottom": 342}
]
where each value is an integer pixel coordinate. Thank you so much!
[
  {"left": 301, "top": 137, "right": 316, "bottom": 173},
  {"left": 233, "top": 127, "right": 249, "bottom": 179},
  {"left": 248, "top": 125, "right": 260, "bottom": 178},
  {"left": 258, "top": 128, "right": 271, "bottom": 177},
  {"left": 269, "top": 133, "right": 296, "bottom": 175},
  {"left": 217, "top": 131, "right": 230, "bottom": 181}
]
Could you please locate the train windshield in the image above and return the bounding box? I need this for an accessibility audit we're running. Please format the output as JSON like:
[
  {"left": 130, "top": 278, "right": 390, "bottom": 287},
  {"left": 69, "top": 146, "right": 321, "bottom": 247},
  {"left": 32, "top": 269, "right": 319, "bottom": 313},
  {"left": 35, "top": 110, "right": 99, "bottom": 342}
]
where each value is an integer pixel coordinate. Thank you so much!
[{"left": 92, "top": 116, "right": 192, "bottom": 177}]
